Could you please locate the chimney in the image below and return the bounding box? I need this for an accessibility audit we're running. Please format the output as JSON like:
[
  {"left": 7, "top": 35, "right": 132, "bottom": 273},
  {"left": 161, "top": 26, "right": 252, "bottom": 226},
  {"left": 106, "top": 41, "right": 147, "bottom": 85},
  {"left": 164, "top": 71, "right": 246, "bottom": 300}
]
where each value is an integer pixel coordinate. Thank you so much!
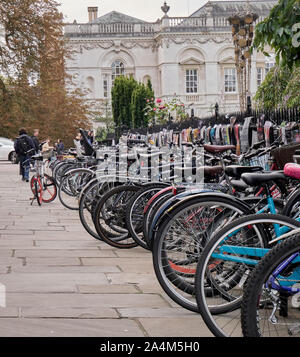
[{"left": 88, "top": 7, "right": 98, "bottom": 22}]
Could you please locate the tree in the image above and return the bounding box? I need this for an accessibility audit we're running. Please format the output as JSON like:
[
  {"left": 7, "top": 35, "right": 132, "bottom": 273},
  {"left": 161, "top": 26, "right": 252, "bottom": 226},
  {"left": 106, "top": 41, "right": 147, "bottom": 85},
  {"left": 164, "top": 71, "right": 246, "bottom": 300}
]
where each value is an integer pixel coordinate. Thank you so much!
[
  {"left": 0, "top": 0, "right": 90, "bottom": 145},
  {"left": 111, "top": 76, "right": 137, "bottom": 136},
  {"left": 252, "top": 0, "right": 300, "bottom": 108},
  {"left": 253, "top": 0, "right": 300, "bottom": 68},
  {"left": 111, "top": 76, "right": 154, "bottom": 135},
  {"left": 131, "top": 82, "right": 154, "bottom": 128}
]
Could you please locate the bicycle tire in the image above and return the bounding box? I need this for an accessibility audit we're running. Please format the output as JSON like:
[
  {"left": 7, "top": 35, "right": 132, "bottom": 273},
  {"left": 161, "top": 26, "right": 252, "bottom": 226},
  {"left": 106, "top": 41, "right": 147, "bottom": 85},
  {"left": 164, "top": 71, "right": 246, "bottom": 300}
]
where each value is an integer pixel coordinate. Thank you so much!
[
  {"left": 42, "top": 174, "right": 57, "bottom": 203},
  {"left": 79, "top": 179, "right": 120, "bottom": 240},
  {"left": 58, "top": 169, "right": 94, "bottom": 210},
  {"left": 126, "top": 183, "right": 170, "bottom": 250},
  {"left": 93, "top": 184, "right": 141, "bottom": 249},
  {"left": 241, "top": 229, "right": 300, "bottom": 337},
  {"left": 195, "top": 213, "right": 300, "bottom": 337},
  {"left": 152, "top": 195, "right": 252, "bottom": 312}
]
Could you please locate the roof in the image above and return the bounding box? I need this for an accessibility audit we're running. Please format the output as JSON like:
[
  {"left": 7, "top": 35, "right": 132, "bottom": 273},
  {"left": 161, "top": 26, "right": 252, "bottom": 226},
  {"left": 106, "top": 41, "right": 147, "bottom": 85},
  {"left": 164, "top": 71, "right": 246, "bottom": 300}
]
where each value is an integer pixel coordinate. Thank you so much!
[
  {"left": 191, "top": 0, "right": 277, "bottom": 17},
  {"left": 91, "top": 11, "right": 146, "bottom": 24}
]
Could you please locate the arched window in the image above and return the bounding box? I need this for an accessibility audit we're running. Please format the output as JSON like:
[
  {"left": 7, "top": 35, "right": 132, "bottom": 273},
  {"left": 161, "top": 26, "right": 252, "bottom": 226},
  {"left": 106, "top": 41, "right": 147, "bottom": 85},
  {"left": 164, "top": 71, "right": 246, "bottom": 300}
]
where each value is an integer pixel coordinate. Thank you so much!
[{"left": 112, "top": 61, "right": 125, "bottom": 83}]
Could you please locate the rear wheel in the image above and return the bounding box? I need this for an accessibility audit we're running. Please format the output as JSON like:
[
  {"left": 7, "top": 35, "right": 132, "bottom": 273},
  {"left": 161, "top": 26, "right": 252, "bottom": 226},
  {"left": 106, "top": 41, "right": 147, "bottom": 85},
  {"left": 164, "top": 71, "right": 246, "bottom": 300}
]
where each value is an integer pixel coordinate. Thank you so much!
[
  {"left": 152, "top": 196, "right": 250, "bottom": 312},
  {"left": 93, "top": 184, "right": 141, "bottom": 249},
  {"left": 195, "top": 213, "right": 300, "bottom": 337},
  {"left": 241, "top": 230, "right": 300, "bottom": 337}
]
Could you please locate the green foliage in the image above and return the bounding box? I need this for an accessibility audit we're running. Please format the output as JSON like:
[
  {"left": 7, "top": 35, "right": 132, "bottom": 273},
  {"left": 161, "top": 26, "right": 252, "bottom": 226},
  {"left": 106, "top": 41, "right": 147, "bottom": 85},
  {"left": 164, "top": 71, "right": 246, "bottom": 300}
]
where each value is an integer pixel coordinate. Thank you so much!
[
  {"left": 283, "top": 65, "right": 300, "bottom": 106},
  {"left": 131, "top": 82, "right": 154, "bottom": 129},
  {"left": 253, "top": 0, "right": 300, "bottom": 68},
  {"left": 254, "top": 64, "right": 300, "bottom": 108},
  {"left": 111, "top": 76, "right": 137, "bottom": 133},
  {"left": 144, "top": 97, "right": 188, "bottom": 125},
  {"left": 111, "top": 76, "right": 154, "bottom": 135}
]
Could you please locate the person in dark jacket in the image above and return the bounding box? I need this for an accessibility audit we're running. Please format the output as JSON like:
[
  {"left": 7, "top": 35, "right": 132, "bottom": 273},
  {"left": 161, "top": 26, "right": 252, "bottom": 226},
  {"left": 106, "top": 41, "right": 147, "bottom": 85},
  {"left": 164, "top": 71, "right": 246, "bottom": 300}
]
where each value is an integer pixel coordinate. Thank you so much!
[
  {"left": 14, "top": 128, "right": 36, "bottom": 182},
  {"left": 31, "top": 129, "right": 40, "bottom": 153},
  {"left": 56, "top": 139, "right": 65, "bottom": 155}
]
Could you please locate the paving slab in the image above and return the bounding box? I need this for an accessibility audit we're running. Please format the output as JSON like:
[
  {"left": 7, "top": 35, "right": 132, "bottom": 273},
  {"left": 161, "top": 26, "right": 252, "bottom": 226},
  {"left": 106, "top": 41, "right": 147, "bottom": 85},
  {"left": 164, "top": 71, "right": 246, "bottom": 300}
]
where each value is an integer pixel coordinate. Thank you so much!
[
  {"left": 0, "top": 318, "right": 144, "bottom": 337},
  {"left": 0, "top": 162, "right": 213, "bottom": 337}
]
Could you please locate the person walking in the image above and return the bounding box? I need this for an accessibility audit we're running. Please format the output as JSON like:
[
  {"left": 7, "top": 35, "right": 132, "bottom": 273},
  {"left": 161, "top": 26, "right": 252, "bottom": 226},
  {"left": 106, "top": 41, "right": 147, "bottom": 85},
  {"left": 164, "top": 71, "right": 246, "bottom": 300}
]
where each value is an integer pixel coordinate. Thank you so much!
[
  {"left": 31, "top": 129, "right": 40, "bottom": 153},
  {"left": 14, "top": 128, "right": 36, "bottom": 182}
]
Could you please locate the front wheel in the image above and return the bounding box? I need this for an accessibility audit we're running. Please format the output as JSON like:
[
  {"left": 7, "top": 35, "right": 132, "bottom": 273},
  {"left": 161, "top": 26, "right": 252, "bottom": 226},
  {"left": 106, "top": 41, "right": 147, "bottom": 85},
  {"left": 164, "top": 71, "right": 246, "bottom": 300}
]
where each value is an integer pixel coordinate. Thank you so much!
[
  {"left": 32, "top": 177, "right": 43, "bottom": 206},
  {"left": 195, "top": 213, "right": 300, "bottom": 337},
  {"left": 241, "top": 229, "right": 300, "bottom": 337}
]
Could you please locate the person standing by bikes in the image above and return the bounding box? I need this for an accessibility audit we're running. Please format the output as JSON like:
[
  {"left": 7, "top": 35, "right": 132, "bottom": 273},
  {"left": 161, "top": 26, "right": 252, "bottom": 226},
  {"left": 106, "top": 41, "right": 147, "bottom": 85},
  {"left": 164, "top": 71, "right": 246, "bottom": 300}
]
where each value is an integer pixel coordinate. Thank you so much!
[
  {"left": 14, "top": 128, "right": 36, "bottom": 182},
  {"left": 31, "top": 129, "right": 40, "bottom": 154}
]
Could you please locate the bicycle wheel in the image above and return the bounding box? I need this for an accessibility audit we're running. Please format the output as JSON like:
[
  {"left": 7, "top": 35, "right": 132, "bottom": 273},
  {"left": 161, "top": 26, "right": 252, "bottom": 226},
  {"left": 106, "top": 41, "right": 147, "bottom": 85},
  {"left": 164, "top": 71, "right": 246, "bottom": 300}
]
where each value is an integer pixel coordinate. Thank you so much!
[
  {"left": 126, "top": 183, "right": 170, "bottom": 250},
  {"left": 143, "top": 186, "right": 175, "bottom": 249},
  {"left": 41, "top": 174, "right": 57, "bottom": 203},
  {"left": 152, "top": 195, "right": 252, "bottom": 312},
  {"left": 93, "top": 184, "right": 141, "bottom": 249},
  {"left": 33, "top": 178, "right": 43, "bottom": 206},
  {"left": 195, "top": 213, "right": 300, "bottom": 337},
  {"left": 58, "top": 169, "right": 94, "bottom": 210},
  {"left": 79, "top": 179, "right": 120, "bottom": 240},
  {"left": 241, "top": 229, "right": 300, "bottom": 337}
]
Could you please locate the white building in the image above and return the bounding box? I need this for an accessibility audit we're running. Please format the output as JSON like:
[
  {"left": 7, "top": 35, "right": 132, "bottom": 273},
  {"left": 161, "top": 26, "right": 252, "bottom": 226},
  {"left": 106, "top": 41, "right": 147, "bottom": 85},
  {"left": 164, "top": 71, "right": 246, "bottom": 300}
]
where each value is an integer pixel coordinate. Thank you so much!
[{"left": 64, "top": 0, "right": 276, "bottom": 125}]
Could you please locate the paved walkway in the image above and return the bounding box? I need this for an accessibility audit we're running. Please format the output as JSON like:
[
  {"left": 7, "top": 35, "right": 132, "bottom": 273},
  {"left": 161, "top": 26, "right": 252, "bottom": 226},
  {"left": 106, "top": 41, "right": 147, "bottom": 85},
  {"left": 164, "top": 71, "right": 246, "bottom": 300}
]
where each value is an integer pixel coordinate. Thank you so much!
[{"left": 0, "top": 161, "right": 212, "bottom": 337}]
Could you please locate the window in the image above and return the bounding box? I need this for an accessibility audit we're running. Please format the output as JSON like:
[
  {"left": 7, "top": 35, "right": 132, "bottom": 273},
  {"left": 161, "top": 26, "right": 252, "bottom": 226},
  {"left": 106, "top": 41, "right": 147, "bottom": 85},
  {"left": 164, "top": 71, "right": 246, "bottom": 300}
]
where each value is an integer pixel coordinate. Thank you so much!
[
  {"left": 111, "top": 60, "right": 125, "bottom": 84},
  {"left": 265, "top": 61, "right": 275, "bottom": 75},
  {"left": 186, "top": 69, "right": 198, "bottom": 93},
  {"left": 103, "top": 74, "right": 109, "bottom": 98},
  {"left": 257, "top": 67, "right": 263, "bottom": 87},
  {"left": 224, "top": 68, "right": 236, "bottom": 93}
]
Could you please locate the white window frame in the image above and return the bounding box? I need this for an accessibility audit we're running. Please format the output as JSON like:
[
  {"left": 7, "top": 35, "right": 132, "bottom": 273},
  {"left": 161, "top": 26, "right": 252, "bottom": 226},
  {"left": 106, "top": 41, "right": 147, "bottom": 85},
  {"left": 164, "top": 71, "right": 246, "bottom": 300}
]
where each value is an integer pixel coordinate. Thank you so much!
[
  {"left": 111, "top": 60, "right": 125, "bottom": 84},
  {"left": 224, "top": 68, "right": 237, "bottom": 93},
  {"left": 257, "top": 67, "right": 263, "bottom": 87},
  {"left": 103, "top": 74, "right": 109, "bottom": 98},
  {"left": 185, "top": 69, "right": 198, "bottom": 94},
  {"left": 265, "top": 61, "right": 275, "bottom": 75}
]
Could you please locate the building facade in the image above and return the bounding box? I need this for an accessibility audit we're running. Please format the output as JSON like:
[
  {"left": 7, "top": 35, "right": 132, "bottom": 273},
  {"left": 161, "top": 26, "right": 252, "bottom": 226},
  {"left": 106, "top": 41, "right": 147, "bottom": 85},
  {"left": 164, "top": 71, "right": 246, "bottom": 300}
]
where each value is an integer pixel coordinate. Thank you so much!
[{"left": 64, "top": 1, "right": 276, "bottom": 125}]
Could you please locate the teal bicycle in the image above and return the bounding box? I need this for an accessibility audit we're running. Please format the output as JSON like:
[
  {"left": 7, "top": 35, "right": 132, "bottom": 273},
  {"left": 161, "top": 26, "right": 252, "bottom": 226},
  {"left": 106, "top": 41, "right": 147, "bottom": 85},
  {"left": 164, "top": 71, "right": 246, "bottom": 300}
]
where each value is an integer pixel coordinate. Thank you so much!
[{"left": 194, "top": 167, "right": 300, "bottom": 337}]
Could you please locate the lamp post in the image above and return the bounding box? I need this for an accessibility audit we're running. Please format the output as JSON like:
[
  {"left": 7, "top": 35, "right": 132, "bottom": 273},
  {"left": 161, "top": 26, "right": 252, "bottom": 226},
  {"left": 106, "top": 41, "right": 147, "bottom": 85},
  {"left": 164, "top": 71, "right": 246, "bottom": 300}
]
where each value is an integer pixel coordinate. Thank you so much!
[
  {"left": 215, "top": 103, "right": 219, "bottom": 121},
  {"left": 227, "top": 2, "right": 258, "bottom": 113}
]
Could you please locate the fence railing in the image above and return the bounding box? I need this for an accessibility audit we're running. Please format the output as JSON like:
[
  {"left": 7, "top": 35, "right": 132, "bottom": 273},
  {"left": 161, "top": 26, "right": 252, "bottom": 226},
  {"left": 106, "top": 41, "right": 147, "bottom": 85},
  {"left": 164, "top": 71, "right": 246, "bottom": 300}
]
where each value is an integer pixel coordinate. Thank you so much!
[{"left": 120, "top": 107, "right": 300, "bottom": 135}]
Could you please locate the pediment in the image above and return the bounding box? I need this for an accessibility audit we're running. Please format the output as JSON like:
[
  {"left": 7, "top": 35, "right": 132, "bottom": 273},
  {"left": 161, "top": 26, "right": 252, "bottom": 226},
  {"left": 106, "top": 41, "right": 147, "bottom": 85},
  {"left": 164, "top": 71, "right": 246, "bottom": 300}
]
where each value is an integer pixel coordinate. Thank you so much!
[
  {"left": 179, "top": 57, "right": 205, "bottom": 65},
  {"left": 218, "top": 56, "right": 235, "bottom": 64},
  {"left": 92, "top": 11, "right": 146, "bottom": 24}
]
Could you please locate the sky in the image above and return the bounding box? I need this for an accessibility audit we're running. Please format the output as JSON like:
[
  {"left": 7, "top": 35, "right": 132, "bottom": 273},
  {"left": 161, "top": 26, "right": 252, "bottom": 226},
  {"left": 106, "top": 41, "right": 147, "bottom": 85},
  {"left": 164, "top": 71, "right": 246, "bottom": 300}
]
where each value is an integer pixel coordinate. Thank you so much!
[{"left": 58, "top": 0, "right": 213, "bottom": 23}]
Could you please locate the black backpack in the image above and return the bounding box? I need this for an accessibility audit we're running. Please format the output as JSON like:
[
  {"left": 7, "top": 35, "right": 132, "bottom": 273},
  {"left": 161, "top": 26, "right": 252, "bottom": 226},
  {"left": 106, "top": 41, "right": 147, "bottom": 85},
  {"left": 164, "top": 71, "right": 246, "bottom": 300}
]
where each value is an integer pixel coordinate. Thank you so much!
[{"left": 18, "top": 135, "right": 33, "bottom": 155}]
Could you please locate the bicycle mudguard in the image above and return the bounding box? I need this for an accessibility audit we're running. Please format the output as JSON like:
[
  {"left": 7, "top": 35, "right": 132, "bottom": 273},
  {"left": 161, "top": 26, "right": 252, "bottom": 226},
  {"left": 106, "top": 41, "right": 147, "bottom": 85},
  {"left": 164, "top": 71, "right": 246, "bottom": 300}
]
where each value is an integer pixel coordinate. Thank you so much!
[{"left": 148, "top": 191, "right": 256, "bottom": 248}]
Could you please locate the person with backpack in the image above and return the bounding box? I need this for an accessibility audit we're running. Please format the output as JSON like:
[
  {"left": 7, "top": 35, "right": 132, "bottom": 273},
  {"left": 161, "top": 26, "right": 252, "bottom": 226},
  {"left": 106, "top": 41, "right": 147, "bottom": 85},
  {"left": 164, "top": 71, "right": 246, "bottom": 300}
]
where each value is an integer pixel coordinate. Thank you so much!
[{"left": 14, "top": 128, "right": 36, "bottom": 182}]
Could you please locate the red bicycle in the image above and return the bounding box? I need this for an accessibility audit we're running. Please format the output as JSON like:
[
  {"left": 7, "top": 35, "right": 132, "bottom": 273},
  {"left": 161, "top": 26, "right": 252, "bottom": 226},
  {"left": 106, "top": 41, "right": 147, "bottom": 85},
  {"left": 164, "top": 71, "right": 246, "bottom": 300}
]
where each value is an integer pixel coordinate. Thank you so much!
[{"left": 30, "top": 154, "right": 57, "bottom": 206}]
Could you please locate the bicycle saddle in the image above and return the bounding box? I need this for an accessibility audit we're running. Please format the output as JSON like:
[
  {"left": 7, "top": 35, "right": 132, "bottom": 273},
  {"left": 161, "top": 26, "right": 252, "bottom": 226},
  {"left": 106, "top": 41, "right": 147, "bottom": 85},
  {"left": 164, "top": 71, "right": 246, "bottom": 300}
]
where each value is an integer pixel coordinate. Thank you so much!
[
  {"left": 31, "top": 154, "right": 43, "bottom": 161},
  {"left": 203, "top": 144, "right": 236, "bottom": 154},
  {"left": 225, "top": 165, "right": 263, "bottom": 179},
  {"left": 204, "top": 166, "right": 223, "bottom": 177},
  {"left": 284, "top": 163, "right": 300, "bottom": 180},
  {"left": 241, "top": 171, "right": 287, "bottom": 187},
  {"left": 230, "top": 179, "right": 249, "bottom": 192}
]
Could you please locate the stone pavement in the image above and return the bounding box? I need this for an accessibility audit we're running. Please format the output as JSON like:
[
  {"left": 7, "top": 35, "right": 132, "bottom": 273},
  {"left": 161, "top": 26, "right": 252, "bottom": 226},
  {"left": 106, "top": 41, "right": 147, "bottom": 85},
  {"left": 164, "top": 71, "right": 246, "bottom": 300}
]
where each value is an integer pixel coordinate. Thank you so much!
[{"left": 0, "top": 161, "right": 213, "bottom": 337}]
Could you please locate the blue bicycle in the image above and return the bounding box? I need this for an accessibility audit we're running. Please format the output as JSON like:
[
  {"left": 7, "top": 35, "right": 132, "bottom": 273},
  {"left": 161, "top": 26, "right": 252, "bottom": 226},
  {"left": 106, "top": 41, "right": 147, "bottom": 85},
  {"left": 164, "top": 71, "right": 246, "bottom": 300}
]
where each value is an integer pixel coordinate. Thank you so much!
[{"left": 241, "top": 229, "right": 300, "bottom": 337}]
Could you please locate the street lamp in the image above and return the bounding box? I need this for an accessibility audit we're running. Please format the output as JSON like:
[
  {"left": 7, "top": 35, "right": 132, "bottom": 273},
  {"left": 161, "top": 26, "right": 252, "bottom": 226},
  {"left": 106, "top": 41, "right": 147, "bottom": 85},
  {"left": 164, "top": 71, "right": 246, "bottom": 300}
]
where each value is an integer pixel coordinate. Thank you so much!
[
  {"left": 228, "top": 3, "right": 258, "bottom": 112},
  {"left": 215, "top": 103, "right": 219, "bottom": 120}
]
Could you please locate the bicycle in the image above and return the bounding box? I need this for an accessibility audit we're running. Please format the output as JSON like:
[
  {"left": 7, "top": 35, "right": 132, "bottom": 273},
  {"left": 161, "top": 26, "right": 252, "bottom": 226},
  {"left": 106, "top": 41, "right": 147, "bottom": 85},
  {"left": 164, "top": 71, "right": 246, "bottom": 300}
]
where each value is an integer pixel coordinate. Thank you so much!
[
  {"left": 29, "top": 153, "right": 57, "bottom": 206},
  {"left": 241, "top": 229, "right": 300, "bottom": 337}
]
